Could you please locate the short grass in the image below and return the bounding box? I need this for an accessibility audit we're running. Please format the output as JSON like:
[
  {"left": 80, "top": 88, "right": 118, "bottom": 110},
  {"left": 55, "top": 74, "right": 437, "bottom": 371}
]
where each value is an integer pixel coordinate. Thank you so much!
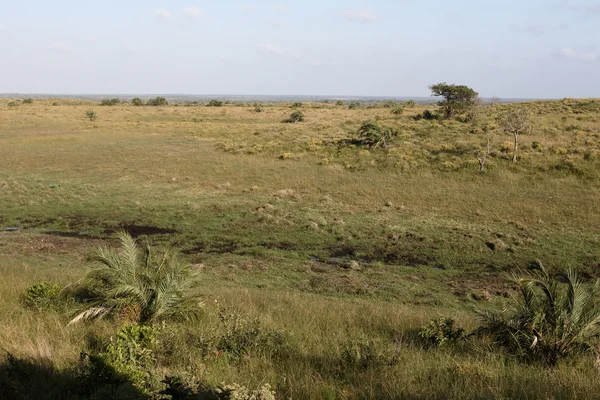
[{"left": 1, "top": 98, "right": 600, "bottom": 399}]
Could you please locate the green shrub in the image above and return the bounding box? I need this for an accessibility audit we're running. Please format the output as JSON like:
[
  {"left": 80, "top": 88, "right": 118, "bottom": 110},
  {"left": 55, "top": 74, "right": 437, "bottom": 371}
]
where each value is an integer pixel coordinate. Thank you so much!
[
  {"left": 85, "top": 109, "right": 97, "bottom": 121},
  {"left": 207, "top": 100, "right": 224, "bottom": 107},
  {"left": 347, "top": 101, "right": 361, "bottom": 110},
  {"left": 160, "top": 376, "right": 276, "bottom": 400},
  {"left": 419, "top": 317, "right": 464, "bottom": 347},
  {"left": 336, "top": 100, "right": 344, "bottom": 106},
  {"left": 356, "top": 120, "right": 397, "bottom": 148},
  {"left": 283, "top": 110, "right": 304, "bottom": 123},
  {"left": 81, "top": 324, "right": 158, "bottom": 394},
  {"left": 68, "top": 231, "right": 203, "bottom": 325},
  {"left": 22, "top": 98, "right": 33, "bottom": 104},
  {"left": 21, "top": 282, "right": 63, "bottom": 311},
  {"left": 100, "top": 98, "right": 121, "bottom": 106},
  {"left": 404, "top": 100, "right": 416, "bottom": 108},
  {"left": 391, "top": 107, "right": 404, "bottom": 115},
  {"left": 147, "top": 97, "right": 168, "bottom": 106},
  {"left": 131, "top": 98, "right": 144, "bottom": 106},
  {"left": 338, "top": 339, "right": 399, "bottom": 374},
  {"left": 475, "top": 262, "right": 600, "bottom": 366},
  {"left": 290, "top": 102, "right": 303, "bottom": 109},
  {"left": 253, "top": 104, "right": 263, "bottom": 113},
  {"left": 7, "top": 101, "right": 18, "bottom": 107}
]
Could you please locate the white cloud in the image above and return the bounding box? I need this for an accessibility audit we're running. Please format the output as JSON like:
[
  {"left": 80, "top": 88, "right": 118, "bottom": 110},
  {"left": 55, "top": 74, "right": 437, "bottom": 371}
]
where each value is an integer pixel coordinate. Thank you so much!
[
  {"left": 49, "top": 41, "right": 70, "bottom": 52},
  {"left": 183, "top": 6, "right": 203, "bottom": 19},
  {"left": 344, "top": 10, "right": 377, "bottom": 23},
  {"left": 156, "top": 9, "right": 172, "bottom": 21},
  {"left": 559, "top": 47, "right": 598, "bottom": 61},
  {"left": 0, "top": 24, "right": 8, "bottom": 32}
]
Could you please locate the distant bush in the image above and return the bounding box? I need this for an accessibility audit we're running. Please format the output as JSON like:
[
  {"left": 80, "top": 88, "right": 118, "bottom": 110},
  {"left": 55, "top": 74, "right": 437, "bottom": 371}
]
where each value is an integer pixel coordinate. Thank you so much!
[
  {"left": 22, "top": 98, "right": 33, "bottom": 104},
  {"left": 290, "top": 102, "right": 303, "bottom": 109},
  {"left": 131, "top": 98, "right": 144, "bottom": 106},
  {"left": 253, "top": 104, "right": 264, "bottom": 113},
  {"left": 419, "top": 317, "right": 464, "bottom": 347},
  {"left": 85, "top": 109, "right": 97, "bottom": 121},
  {"left": 414, "top": 109, "right": 437, "bottom": 121},
  {"left": 356, "top": 120, "right": 397, "bottom": 148},
  {"left": 207, "top": 100, "right": 224, "bottom": 107},
  {"left": 283, "top": 109, "right": 305, "bottom": 123},
  {"left": 347, "top": 101, "right": 361, "bottom": 110},
  {"left": 336, "top": 100, "right": 344, "bottom": 106},
  {"left": 404, "top": 100, "right": 416, "bottom": 108},
  {"left": 7, "top": 101, "right": 18, "bottom": 107},
  {"left": 391, "top": 107, "right": 404, "bottom": 115},
  {"left": 146, "top": 97, "right": 168, "bottom": 106},
  {"left": 100, "top": 98, "right": 121, "bottom": 106},
  {"left": 21, "top": 282, "right": 63, "bottom": 311}
]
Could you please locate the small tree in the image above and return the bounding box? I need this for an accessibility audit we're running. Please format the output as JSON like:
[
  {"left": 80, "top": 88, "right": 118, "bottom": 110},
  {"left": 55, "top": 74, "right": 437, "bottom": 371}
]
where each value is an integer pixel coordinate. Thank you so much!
[
  {"left": 499, "top": 108, "right": 530, "bottom": 162},
  {"left": 475, "top": 126, "right": 494, "bottom": 172},
  {"left": 207, "top": 100, "right": 223, "bottom": 107},
  {"left": 283, "top": 110, "right": 304, "bottom": 123},
  {"left": 429, "top": 82, "right": 478, "bottom": 119},
  {"left": 131, "top": 98, "right": 144, "bottom": 106},
  {"left": 146, "top": 97, "right": 168, "bottom": 106}
]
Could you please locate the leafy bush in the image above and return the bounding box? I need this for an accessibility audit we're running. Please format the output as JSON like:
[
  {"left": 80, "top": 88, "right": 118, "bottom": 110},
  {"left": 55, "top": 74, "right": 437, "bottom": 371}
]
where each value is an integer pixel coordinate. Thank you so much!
[
  {"left": 85, "top": 109, "right": 97, "bottom": 121},
  {"left": 160, "top": 376, "right": 276, "bottom": 400},
  {"left": 21, "top": 282, "right": 63, "bottom": 311},
  {"left": 419, "top": 317, "right": 464, "bottom": 347},
  {"left": 391, "top": 107, "right": 404, "bottom": 115},
  {"left": 68, "top": 231, "right": 203, "bottom": 325},
  {"left": 7, "top": 101, "right": 18, "bottom": 107},
  {"left": 208, "top": 100, "right": 224, "bottom": 107},
  {"left": 475, "top": 262, "right": 600, "bottom": 366},
  {"left": 81, "top": 324, "right": 158, "bottom": 394},
  {"left": 347, "top": 101, "right": 361, "bottom": 110},
  {"left": 100, "top": 98, "right": 121, "bottom": 106},
  {"left": 335, "top": 100, "right": 344, "bottom": 106},
  {"left": 147, "top": 97, "right": 168, "bottom": 106},
  {"left": 283, "top": 110, "right": 304, "bottom": 124},
  {"left": 22, "top": 98, "right": 33, "bottom": 104},
  {"left": 404, "top": 100, "right": 416, "bottom": 108},
  {"left": 253, "top": 104, "right": 263, "bottom": 113},
  {"left": 131, "top": 98, "right": 144, "bottom": 106},
  {"left": 290, "top": 102, "right": 303, "bottom": 109},
  {"left": 356, "top": 121, "right": 397, "bottom": 148}
]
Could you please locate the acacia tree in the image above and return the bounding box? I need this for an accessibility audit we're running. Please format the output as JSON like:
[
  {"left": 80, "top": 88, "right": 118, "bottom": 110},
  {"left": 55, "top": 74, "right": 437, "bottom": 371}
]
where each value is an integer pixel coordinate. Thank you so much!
[
  {"left": 429, "top": 82, "right": 478, "bottom": 119},
  {"left": 499, "top": 108, "right": 530, "bottom": 162}
]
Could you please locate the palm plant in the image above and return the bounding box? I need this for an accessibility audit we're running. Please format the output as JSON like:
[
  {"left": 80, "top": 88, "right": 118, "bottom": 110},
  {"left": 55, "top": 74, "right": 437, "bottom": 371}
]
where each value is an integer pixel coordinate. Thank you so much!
[
  {"left": 356, "top": 121, "right": 397, "bottom": 149},
  {"left": 475, "top": 261, "right": 600, "bottom": 365},
  {"left": 68, "top": 231, "right": 202, "bottom": 326}
]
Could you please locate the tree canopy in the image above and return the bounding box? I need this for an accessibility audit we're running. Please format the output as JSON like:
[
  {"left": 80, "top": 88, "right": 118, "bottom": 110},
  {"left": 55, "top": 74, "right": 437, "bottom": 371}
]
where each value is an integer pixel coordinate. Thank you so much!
[{"left": 429, "top": 82, "right": 478, "bottom": 119}]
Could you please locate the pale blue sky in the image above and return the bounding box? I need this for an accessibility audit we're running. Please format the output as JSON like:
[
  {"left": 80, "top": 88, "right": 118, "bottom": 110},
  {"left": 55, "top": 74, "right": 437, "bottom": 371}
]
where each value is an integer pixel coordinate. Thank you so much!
[{"left": 0, "top": 0, "right": 598, "bottom": 97}]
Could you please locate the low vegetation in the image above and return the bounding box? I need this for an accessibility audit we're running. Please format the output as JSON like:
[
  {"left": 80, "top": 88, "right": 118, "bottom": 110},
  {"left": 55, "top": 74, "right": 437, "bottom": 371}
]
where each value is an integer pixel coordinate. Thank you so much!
[{"left": 1, "top": 93, "right": 600, "bottom": 398}]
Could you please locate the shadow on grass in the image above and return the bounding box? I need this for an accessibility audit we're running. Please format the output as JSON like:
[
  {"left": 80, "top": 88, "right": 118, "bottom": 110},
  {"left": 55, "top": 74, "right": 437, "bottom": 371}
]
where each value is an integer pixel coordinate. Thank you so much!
[{"left": 0, "top": 353, "right": 148, "bottom": 400}]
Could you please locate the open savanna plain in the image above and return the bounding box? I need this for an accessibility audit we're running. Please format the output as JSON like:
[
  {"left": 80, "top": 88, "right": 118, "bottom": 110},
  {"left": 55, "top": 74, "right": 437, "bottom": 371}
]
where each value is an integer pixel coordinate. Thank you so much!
[{"left": 1, "top": 97, "right": 600, "bottom": 399}]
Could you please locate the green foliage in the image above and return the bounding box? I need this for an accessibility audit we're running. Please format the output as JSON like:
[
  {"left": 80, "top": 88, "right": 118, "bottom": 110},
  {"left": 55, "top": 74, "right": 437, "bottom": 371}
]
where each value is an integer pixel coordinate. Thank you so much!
[
  {"left": 100, "top": 98, "right": 121, "bottom": 106},
  {"left": 419, "top": 317, "right": 464, "bottom": 347},
  {"left": 131, "top": 98, "right": 144, "bottom": 106},
  {"left": 253, "top": 104, "right": 263, "bottom": 113},
  {"left": 429, "top": 82, "right": 479, "bottom": 119},
  {"left": 356, "top": 120, "right": 397, "bottom": 148},
  {"left": 338, "top": 339, "right": 399, "bottom": 373},
  {"left": 7, "top": 101, "right": 18, "bottom": 107},
  {"left": 208, "top": 100, "right": 224, "bottom": 107},
  {"left": 476, "top": 262, "right": 600, "bottom": 366},
  {"left": 85, "top": 109, "right": 97, "bottom": 121},
  {"left": 290, "top": 102, "right": 303, "bottom": 109},
  {"left": 215, "top": 306, "right": 289, "bottom": 359},
  {"left": 81, "top": 323, "right": 158, "bottom": 394},
  {"left": 21, "top": 281, "right": 63, "bottom": 311},
  {"left": 22, "top": 98, "right": 33, "bottom": 104},
  {"left": 147, "top": 97, "right": 168, "bottom": 106},
  {"left": 283, "top": 110, "right": 305, "bottom": 123},
  {"left": 68, "top": 231, "right": 203, "bottom": 325},
  {"left": 335, "top": 100, "right": 344, "bottom": 106},
  {"left": 404, "top": 100, "right": 416, "bottom": 108},
  {"left": 347, "top": 101, "right": 361, "bottom": 110},
  {"left": 391, "top": 106, "right": 404, "bottom": 115},
  {"left": 160, "top": 376, "right": 276, "bottom": 400}
]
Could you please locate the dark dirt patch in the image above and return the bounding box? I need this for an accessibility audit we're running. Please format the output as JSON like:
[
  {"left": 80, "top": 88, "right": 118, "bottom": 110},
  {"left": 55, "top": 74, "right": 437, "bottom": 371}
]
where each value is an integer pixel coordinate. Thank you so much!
[
  {"left": 43, "top": 230, "right": 102, "bottom": 239},
  {"left": 103, "top": 225, "right": 178, "bottom": 238}
]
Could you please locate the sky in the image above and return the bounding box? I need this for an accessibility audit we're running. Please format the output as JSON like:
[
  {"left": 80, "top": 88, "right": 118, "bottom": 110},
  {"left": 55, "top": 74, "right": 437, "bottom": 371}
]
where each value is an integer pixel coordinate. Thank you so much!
[{"left": 0, "top": 0, "right": 598, "bottom": 98}]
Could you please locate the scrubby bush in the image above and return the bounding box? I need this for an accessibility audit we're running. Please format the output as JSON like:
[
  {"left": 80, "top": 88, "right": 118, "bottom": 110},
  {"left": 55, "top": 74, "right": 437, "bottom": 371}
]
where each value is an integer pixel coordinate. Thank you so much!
[
  {"left": 253, "top": 104, "right": 263, "bottom": 113},
  {"left": 22, "top": 98, "right": 33, "bottom": 104},
  {"left": 147, "top": 97, "right": 168, "bottom": 106},
  {"left": 335, "top": 100, "right": 344, "bottom": 106},
  {"left": 21, "top": 282, "right": 63, "bottom": 311},
  {"left": 100, "top": 98, "right": 121, "bottom": 106},
  {"left": 208, "top": 100, "right": 224, "bottom": 107},
  {"left": 85, "top": 109, "right": 97, "bottom": 121},
  {"left": 68, "top": 231, "right": 203, "bottom": 325},
  {"left": 283, "top": 110, "right": 304, "bottom": 123},
  {"left": 131, "top": 97, "right": 143, "bottom": 106},
  {"left": 7, "top": 101, "right": 18, "bottom": 107},
  {"left": 80, "top": 324, "right": 158, "bottom": 394},
  {"left": 161, "top": 376, "right": 276, "bottom": 400},
  {"left": 356, "top": 120, "right": 397, "bottom": 148},
  {"left": 391, "top": 107, "right": 404, "bottom": 115},
  {"left": 290, "top": 102, "right": 303, "bottom": 109},
  {"left": 475, "top": 261, "right": 600, "bottom": 366},
  {"left": 347, "top": 101, "right": 361, "bottom": 110},
  {"left": 338, "top": 339, "right": 399, "bottom": 374},
  {"left": 419, "top": 317, "right": 464, "bottom": 347}
]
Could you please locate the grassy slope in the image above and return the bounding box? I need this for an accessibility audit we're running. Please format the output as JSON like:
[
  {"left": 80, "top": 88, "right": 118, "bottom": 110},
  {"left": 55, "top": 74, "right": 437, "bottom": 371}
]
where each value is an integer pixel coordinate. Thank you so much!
[{"left": 1, "top": 99, "right": 600, "bottom": 399}]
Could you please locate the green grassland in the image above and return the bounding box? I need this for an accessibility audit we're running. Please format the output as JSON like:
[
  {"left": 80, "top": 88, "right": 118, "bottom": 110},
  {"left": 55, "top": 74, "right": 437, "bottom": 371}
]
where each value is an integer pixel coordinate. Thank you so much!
[{"left": 1, "top": 98, "right": 600, "bottom": 399}]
